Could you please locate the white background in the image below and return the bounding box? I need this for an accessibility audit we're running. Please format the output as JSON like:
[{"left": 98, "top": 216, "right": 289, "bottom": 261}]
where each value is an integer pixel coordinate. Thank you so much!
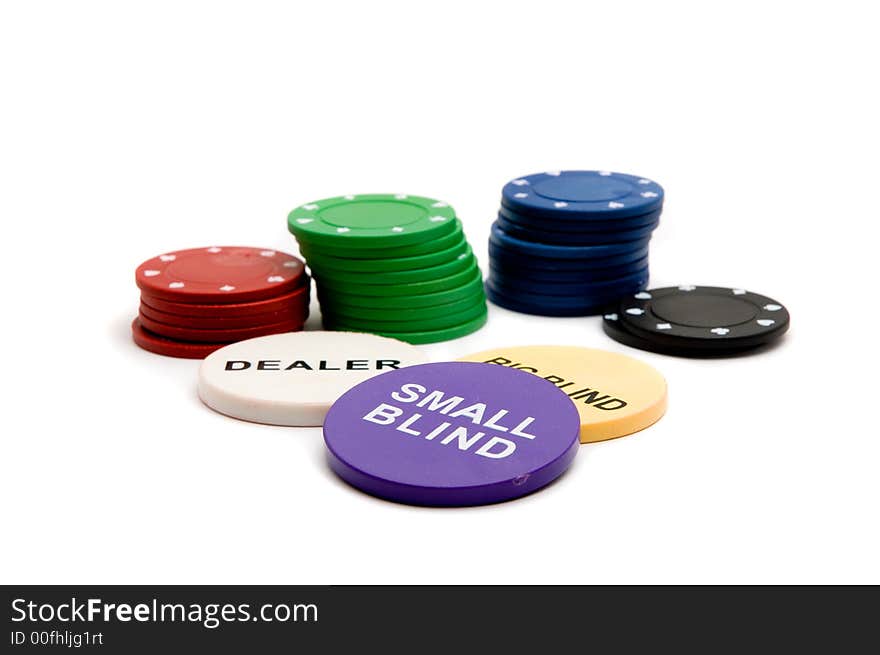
[{"left": 2, "top": 1, "right": 877, "bottom": 584}]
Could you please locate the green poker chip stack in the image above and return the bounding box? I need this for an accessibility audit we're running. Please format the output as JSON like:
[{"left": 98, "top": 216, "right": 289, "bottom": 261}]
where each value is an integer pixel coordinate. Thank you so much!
[{"left": 287, "top": 194, "right": 488, "bottom": 344}]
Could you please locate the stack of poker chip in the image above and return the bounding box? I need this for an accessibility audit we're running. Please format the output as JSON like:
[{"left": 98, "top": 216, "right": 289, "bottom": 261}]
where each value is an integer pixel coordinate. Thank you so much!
[
  {"left": 133, "top": 246, "right": 310, "bottom": 359},
  {"left": 287, "top": 194, "right": 487, "bottom": 344},
  {"left": 486, "top": 170, "right": 664, "bottom": 316}
]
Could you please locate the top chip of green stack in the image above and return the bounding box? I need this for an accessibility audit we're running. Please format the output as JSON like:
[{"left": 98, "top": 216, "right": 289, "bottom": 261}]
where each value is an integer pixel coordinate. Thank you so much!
[{"left": 288, "top": 194, "right": 458, "bottom": 248}]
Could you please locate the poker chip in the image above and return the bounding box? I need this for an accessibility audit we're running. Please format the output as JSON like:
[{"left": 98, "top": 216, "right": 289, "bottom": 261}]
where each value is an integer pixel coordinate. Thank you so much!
[
  {"left": 138, "top": 312, "right": 304, "bottom": 343},
  {"left": 140, "top": 281, "right": 310, "bottom": 318},
  {"left": 490, "top": 255, "right": 650, "bottom": 283},
  {"left": 485, "top": 280, "right": 639, "bottom": 317},
  {"left": 198, "top": 331, "right": 428, "bottom": 426},
  {"left": 498, "top": 205, "right": 662, "bottom": 233},
  {"left": 139, "top": 301, "right": 305, "bottom": 329},
  {"left": 489, "top": 242, "right": 650, "bottom": 271},
  {"left": 300, "top": 219, "right": 466, "bottom": 260},
  {"left": 486, "top": 170, "right": 663, "bottom": 316},
  {"left": 501, "top": 170, "right": 664, "bottom": 220},
  {"left": 322, "top": 313, "right": 489, "bottom": 346},
  {"left": 132, "top": 246, "right": 311, "bottom": 358},
  {"left": 603, "top": 286, "right": 790, "bottom": 356},
  {"left": 299, "top": 231, "right": 467, "bottom": 272},
  {"left": 317, "top": 273, "right": 485, "bottom": 310},
  {"left": 322, "top": 362, "right": 581, "bottom": 506},
  {"left": 458, "top": 346, "right": 667, "bottom": 443},
  {"left": 322, "top": 298, "right": 486, "bottom": 332},
  {"left": 136, "top": 246, "right": 306, "bottom": 303},
  {"left": 309, "top": 245, "right": 475, "bottom": 285},
  {"left": 288, "top": 194, "right": 458, "bottom": 248},
  {"left": 319, "top": 294, "right": 482, "bottom": 322},
  {"left": 495, "top": 213, "right": 659, "bottom": 245},
  {"left": 490, "top": 224, "right": 651, "bottom": 260},
  {"left": 490, "top": 267, "right": 649, "bottom": 298},
  {"left": 316, "top": 261, "right": 480, "bottom": 298},
  {"left": 131, "top": 318, "right": 228, "bottom": 359},
  {"left": 288, "top": 194, "right": 487, "bottom": 343}
]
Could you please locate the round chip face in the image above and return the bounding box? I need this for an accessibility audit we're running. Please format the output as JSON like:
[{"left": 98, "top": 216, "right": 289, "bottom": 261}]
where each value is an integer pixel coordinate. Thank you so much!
[
  {"left": 323, "top": 362, "right": 580, "bottom": 506},
  {"left": 614, "top": 286, "right": 790, "bottom": 353},
  {"left": 198, "top": 331, "right": 429, "bottom": 426},
  {"left": 131, "top": 318, "right": 225, "bottom": 359},
  {"left": 288, "top": 194, "right": 458, "bottom": 248},
  {"left": 501, "top": 170, "right": 664, "bottom": 219},
  {"left": 458, "top": 346, "right": 667, "bottom": 443},
  {"left": 135, "top": 247, "right": 306, "bottom": 303},
  {"left": 491, "top": 224, "right": 651, "bottom": 260}
]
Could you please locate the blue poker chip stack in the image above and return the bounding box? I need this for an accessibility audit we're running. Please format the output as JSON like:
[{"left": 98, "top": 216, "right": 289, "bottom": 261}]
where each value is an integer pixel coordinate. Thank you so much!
[{"left": 486, "top": 170, "right": 663, "bottom": 316}]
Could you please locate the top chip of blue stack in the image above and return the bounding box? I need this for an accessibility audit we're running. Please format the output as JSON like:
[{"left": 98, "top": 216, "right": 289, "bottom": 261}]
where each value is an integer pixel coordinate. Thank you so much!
[{"left": 501, "top": 170, "right": 664, "bottom": 220}]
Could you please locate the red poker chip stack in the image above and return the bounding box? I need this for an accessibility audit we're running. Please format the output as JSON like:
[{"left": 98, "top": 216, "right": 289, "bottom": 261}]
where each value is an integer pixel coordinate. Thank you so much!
[{"left": 132, "top": 246, "right": 310, "bottom": 358}]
